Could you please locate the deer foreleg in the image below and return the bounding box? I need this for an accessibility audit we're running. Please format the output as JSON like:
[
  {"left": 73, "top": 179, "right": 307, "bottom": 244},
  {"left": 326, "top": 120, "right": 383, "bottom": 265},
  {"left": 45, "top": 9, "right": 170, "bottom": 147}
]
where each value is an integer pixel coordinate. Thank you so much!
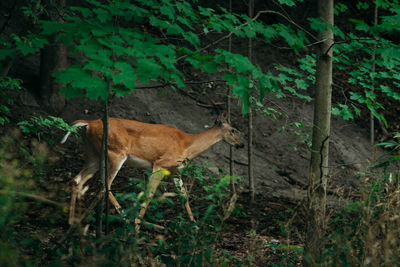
[
  {"left": 135, "top": 168, "right": 165, "bottom": 232},
  {"left": 173, "top": 177, "right": 196, "bottom": 222}
]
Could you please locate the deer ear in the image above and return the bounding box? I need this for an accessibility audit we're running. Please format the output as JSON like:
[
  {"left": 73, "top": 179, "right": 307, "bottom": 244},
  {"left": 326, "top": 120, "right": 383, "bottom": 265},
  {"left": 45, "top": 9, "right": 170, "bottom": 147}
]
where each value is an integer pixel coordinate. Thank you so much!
[{"left": 216, "top": 111, "right": 228, "bottom": 123}]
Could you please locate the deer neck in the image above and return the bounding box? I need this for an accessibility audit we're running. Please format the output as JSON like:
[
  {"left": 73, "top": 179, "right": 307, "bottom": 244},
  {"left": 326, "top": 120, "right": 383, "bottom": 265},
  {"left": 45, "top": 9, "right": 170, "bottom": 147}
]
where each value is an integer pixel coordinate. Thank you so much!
[{"left": 185, "top": 126, "right": 222, "bottom": 160}]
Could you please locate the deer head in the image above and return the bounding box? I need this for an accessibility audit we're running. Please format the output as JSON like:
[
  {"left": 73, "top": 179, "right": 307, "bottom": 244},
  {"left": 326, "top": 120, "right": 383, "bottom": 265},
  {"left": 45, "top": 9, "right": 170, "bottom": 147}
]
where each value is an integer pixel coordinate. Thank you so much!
[{"left": 215, "top": 111, "right": 245, "bottom": 149}]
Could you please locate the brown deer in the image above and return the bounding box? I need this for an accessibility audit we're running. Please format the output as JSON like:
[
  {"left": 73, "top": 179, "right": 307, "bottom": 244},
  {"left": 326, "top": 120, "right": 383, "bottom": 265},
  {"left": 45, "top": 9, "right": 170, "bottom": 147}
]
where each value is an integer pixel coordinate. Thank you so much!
[{"left": 61, "top": 112, "right": 244, "bottom": 229}]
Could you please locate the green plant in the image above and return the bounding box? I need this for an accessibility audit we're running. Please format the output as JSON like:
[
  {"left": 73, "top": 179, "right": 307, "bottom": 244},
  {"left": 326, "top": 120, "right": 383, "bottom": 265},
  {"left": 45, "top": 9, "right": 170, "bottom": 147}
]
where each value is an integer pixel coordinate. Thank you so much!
[
  {"left": 18, "top": 116, "right": 79, "bottom": 145},
  {"left": 321, "top": 154, "right": 400, "bottom": 266},
  {"left": 57, "top": 162, "right": 242, "bottom": 266},
  {"left": 0, "top": 77, "right": 22, "bottom": 125},
  {"left": 0, "top": 129, "right": 49, "bottom": 266}
]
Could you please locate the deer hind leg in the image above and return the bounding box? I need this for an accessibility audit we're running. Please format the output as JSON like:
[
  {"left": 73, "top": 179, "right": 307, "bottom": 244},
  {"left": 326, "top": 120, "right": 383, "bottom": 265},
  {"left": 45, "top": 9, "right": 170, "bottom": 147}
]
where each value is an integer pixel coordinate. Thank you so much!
[
  {"left": 174, "top": 177, "right": 196, "bottom": 222},
  {"left": 69, "top": 161, "right": 99, "bottom": 224},
  {"left": 135, "top": 166, "right": 165, "bottom": 231}
]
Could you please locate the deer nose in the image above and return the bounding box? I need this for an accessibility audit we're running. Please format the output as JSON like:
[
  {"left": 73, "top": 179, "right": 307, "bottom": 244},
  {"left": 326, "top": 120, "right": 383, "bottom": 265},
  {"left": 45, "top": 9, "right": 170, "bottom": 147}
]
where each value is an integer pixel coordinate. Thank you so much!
[{"left": 236, "top": 143, "right": 245, "bottom": 149}]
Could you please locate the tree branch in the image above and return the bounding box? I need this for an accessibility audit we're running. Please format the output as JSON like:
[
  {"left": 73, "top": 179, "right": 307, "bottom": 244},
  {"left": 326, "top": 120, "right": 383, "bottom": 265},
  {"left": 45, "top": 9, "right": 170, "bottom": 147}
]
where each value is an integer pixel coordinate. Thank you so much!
[{"left": 176, "top": 8, "right": 318, "bottom": 63}]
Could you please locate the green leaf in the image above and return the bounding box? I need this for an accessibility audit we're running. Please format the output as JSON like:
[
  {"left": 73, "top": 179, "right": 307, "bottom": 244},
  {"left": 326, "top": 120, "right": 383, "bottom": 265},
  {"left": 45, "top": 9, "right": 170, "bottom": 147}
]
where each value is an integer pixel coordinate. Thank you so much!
[
  {"left": 295, "top": 79, "right": 309, "bottom": 90},
  {"left": 351, "top": 104, "right": 361, "bottom": 116},
  {"left": 56, "top": 64, "right": 108, "bottom": 100},
  {"left": 55, "top": 64, "right": 85, "bottom": 85},
  {"left": 136, "top": 58, "right": 161, "bottom": 83},
  {"left": 259, "top": 75, "right": 275, "bottom": 100},
  {"left": 93, "top": 8, "right": 112, "bottom": 23},
  {"left": 277, "top": 0, "right": 296, "bottom": 6},
  {"left": 85, "top": 76, "right": 108, "bottom": 100},
  {"left": 40, "top": 20, "right": 64, "bottom": 35},
  {"left": 356, "top": 1, "right": 369, "bottom": 10},
  {"left": 113, "top": 62, "right": 137, "bottom": 90},
  {"left": 308, "top": 17, "right": 326, "bottom": 32},
  {"left": 70, "top": 6, "right": 93, "bottom": 18},
  {"left": 182, "top": 31, "right": 200, "bottom": 47},
  {"left": 232, "top": 75, "right": 251, "bottom": 114},
  {"left": 222, "top": 73, "right": 237, "bottom": 86},
  {"left": 376, "top": 141, "right": 398, "bottom": 148},
  {"left": 160, "top": 2, "right": 175, "bottom": 20},
  {"left": 216, "top": 50, "right": 254, "bottom": 73},
  {"left": 0, "top": 49, "right": 16, "bottom": 60},
  {"left": 334, "top": 3, "right": 348, "bottom": 15},
  {"left": 60, "top": 85, "right": 84, "bottom": 99},
  {"left": 233, "top": 83, "right": 249, "bottom": 114},
  {"left": 380, "top": 85, "right": 400, "bottom": 100},
  {"left": 332, "top": 104, "right": 354, "bottom": 120}
]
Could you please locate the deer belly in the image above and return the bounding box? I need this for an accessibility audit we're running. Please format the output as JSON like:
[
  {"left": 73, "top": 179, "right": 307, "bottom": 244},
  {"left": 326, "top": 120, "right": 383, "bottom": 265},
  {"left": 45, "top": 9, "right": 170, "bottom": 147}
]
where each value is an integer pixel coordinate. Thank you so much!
[{"left": 127, "top": 155, "right": 152, "bottom": 169}]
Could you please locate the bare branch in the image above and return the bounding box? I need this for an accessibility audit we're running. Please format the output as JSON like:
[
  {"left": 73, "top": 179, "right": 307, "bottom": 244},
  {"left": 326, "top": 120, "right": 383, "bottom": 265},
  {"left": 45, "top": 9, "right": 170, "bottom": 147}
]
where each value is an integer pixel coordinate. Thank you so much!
[
  {"left": 0, "top": 190, "right": 67, "bottom": 208},
  {"left": 176, "top": 8, "right": 318, "bottom": 63}
]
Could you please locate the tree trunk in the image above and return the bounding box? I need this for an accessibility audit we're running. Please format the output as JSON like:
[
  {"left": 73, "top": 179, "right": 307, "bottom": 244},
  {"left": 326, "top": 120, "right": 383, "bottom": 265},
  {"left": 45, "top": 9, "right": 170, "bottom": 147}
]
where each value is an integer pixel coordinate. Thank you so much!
[
  {"left": 39, "top": 0, "right": 67, "bottom": 113},
  {"left": 227, "top": 0, "right": 235, "bottom": 193},
  {"left": 248, "top": 0, "right": 255, "bottom": 204},
  {"left": 97, "top": 87, "right": 110, "bottom": 237},
  {"left": 304, "top": 0, "right": 333, "bottom": 264},
  {"left": 370, "top": 2, "right": 378, "bottom": 146}
]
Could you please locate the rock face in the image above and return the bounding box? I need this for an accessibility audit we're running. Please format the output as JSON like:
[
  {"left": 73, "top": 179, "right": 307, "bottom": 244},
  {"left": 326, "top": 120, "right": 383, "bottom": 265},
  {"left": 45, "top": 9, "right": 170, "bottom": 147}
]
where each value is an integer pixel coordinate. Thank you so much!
[{"left": 60, "top": 85, "right": 372, "bottom": 202}]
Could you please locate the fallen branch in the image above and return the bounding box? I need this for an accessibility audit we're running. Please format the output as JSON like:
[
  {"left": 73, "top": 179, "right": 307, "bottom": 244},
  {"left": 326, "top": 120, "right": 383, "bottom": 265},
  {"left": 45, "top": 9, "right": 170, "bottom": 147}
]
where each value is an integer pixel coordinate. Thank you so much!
[
  {"left": 0, "top": 190, "right": 67, "bottom": 208},
  {"left": 196, "top": 102, "right": 225, "bottom": 108},
  {"left": 223, "top": 156, "right": 249, "bottom": 166}
]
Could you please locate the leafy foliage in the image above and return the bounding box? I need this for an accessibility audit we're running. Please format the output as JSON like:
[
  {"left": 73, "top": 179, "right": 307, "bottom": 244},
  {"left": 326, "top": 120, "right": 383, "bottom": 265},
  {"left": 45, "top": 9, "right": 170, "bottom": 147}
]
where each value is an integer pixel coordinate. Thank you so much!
[
  {"left": 35, "top": 0, "right": 318, "bottom": 114},
  {"left": 55, "top": 162, "right": 240, "bottom": 266},
  {"left": 328, "top": 2, "right": 400, "bottom": 122},
  {"left": 324, "top": 167, "right": 400, "bottom": 266},
  {"left": 0, "top": 130, "right": 49, "bottom": 266},
  {"left": 18, "top": 116, "right": 79, "bottom": 145},
  {"left": 0, "top": 77, "right": 22, "bottom": 125}
]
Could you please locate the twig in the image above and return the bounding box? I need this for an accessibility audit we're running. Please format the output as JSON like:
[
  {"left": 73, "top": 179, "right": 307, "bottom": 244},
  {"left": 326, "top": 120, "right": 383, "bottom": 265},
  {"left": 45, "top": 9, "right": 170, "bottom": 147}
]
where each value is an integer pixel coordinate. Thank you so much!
[
  {"left": 223, "top": 192, "right": 238, "bottom": 221},
  {"left": 176, "top": 8, "right": 318, "bottom": 63},
  {"left": 0, "top": 190, "right": 67, "bottom": 208},
  {"left": 253, "top": 10, "right": 318, "bottom": 41},
  {"left": 223, "top": 156, "right": 248, "bottom": 166},
  {"left": 134, "top": 79, "right": 224, "bottom": 90},
  {"left": 196, "top": 102, "right": 225, "bottom": 108}
]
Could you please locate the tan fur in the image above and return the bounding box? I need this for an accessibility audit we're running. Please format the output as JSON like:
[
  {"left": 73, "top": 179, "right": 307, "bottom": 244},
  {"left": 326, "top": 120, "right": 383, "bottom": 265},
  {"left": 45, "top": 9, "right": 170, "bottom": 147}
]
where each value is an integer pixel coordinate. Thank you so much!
[{"left": 64, "top": 112, "right": 244, "bottom": 228}]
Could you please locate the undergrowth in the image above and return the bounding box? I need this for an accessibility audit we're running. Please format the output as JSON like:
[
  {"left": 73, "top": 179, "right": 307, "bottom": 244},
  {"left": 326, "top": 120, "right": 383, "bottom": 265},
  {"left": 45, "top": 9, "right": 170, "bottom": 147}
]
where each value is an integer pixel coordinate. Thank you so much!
[
  {"left": 323, "top": 168, "right": 400, "bottom": 266},
  {"left": 2, "top": 125, "right": 400, "bottom": 266}
]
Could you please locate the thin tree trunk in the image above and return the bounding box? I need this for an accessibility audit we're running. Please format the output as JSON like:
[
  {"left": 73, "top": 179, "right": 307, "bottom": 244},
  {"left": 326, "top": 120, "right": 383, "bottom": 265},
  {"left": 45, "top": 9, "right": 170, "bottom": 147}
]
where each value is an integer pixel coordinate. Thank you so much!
[
  {"left": 370, "top": 2, "right": 378, "bottom": 146},
  {"left": 97, "top": 88, "right": 110, "bottom": 237},
  {"left": 95, "top": 197, "right": 103, "bottom": 238},
  {"left": 227, "top": 0, "right": 236, "bottom": 194},
  {"left": 1, "top": 59, "right": 13, "bottom": 79},
  {"left": 248, "top": 0, "right": 255, "bottom": 204},
  {"left": 39, "top": 0, "right": 67, "bottom": 113},
  {"left": 304, "top": 0, "right": 333, "bottom": 264}
]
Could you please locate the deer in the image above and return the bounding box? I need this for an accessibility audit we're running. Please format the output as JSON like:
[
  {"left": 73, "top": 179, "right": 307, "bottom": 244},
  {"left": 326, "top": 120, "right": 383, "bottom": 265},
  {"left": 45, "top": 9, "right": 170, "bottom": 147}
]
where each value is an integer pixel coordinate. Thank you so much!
[{"left": 61, "top": 111, "right": 244, "bottom": 230}]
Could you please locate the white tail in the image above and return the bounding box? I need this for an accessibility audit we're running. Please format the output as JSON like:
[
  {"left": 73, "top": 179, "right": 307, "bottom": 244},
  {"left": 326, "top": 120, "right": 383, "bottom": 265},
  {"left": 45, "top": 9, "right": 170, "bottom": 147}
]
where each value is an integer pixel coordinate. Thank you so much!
[{"left": 60, "top": 122, "right": 88, "bottom": 144}]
